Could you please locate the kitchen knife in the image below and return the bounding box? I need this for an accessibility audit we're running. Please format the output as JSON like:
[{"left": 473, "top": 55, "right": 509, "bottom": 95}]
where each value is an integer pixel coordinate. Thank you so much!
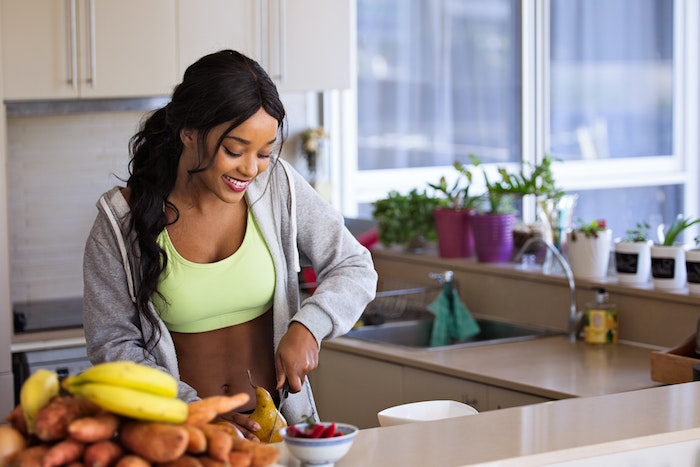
[{"left": 269, "top": 379, "right": 290, "bottom": 443}]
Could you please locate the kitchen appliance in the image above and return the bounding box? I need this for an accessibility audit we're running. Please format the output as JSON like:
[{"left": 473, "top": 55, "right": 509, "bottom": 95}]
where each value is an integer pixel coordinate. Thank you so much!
[
  {"left": 13, "top": 297, "right": 84, "bottom": 332},
  {"left": 12, "top": 297, "right": 91, "bottom": 405}
]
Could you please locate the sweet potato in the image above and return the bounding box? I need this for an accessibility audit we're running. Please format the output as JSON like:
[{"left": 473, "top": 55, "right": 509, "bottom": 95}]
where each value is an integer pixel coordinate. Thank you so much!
[
  {"left": 83, "top": 440, "right": 123, "bottom": 467},
  {"left": 200, "top": 425, "right": 232, "bottom": 462},
  {"left": 0, "top": 425, "right": 27, "bottom": 465},
  {"left": 250, "top": 444, "right": 280, "bottom": 467},
  {"left": 69, "top": 413, "right": 120, "bottom": 443},
  {"left": 156, "top": 454, "right": 204, "bottom": 467},
  {"left": 197, "top": 457, "right": 227, "bottom": 467},
  {"left": 213, "top": 422, "right": 243, "bottom": 439},
  {"left": 12, "top": 445, "right": 49, "bottom": 467},
  {"left": 184, "top": 410, "right": 216, "bottom": 427},
  {"left": 231, "top": 438, "right": 257, "bottom": 454},
  {"left": 42, "top": 438, "right": 85, "bottom": 467},
  {"left": 34, "top": 396, "right": 100, "bottom": 442},
  {"left": 119, "top": 421, "right": 188, "bottom": 464},
  {"left": 187, "top": 394, "right": 249, "bottom": 418},
  {"left": 4, "top": 405, "right": 28, "bottom": 436},
  {"left": 113, "top": 455, "right": 149, "bottom": 467},
  {"left": 227, "top": 451, "right": 252, "bottom": 467},
  {"left": 181, "top": 425, "right": 206, "bottom": 455}
]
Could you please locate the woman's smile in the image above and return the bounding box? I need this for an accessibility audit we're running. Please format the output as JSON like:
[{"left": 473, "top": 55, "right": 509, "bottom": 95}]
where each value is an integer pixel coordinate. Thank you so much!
[{"left": 223, "top": 174, "right": 250, "bottom": 192}]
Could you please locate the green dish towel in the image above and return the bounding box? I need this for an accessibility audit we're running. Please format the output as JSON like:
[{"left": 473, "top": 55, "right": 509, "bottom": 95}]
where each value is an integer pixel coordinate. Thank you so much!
[{"left": 428, "top": 287, "right": 481, "bottom": 347}]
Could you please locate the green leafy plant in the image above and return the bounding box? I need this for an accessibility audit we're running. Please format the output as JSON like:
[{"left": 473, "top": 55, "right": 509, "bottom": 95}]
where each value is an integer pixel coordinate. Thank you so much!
[
  {"left": 659, "top": 215, "right": 700, "bottom": 246},
  {"left": 494, "top": 154, "right": 563, "bottom": 200},
  {"left": 427, "top": 155, "right": 482, "bottom": 210},
  {"left": 477, "top": 154, "right": 562, "bottom": 214},
  {"left": 570, "top": 218, "right": 607, "bottom": 241},
  {"left": 622, "top": 221, "right": 651, "bottom": 243},
  {"left": 371, "top": 189, "right": 450, "bottom": 249}
]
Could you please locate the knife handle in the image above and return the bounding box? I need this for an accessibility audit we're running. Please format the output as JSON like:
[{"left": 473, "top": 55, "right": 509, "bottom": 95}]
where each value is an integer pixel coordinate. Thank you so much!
[{"left": 281, "top": 379, "right": 290, "bottom": 399}]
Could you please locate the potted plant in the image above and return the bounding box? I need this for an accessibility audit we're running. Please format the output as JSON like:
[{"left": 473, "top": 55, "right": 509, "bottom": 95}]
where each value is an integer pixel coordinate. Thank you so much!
[
  {"left": 651, "top": 215, "right": 700, "bottom": 290},
  {"left": 428, "top": 158, "right": 482, "bottom": 258},
  {"left": 566, "top": 218, "right": 612, "bottom": 280},
  {"left": 469, "top": 162, "right": 518, "bottom": 263},
  {"left": 687, "top": 236, "right": 700, "bottom": 295},
  {"left": 614, "top": 221, "right": 652, "bottom": 285},
  {"left": 371, "top": 188, "right": 449, "bottom": 252},
  {"left": 471, "top": 155, "right": 561, "bottom": 263}
]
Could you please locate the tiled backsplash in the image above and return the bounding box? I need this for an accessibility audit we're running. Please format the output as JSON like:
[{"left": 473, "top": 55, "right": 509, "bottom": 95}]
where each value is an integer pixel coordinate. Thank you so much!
[{"left": 7, "top": 112, "right": 141, "bottom": 302}]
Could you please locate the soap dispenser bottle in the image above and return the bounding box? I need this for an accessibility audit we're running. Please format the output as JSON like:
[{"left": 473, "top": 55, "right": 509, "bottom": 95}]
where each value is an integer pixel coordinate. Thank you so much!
[{"left": 583, "top": 288, "right": 618, "bottom": 344}]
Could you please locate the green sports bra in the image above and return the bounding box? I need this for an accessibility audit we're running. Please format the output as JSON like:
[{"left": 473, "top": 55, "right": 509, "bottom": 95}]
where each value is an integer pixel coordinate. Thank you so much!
[{"left": 154, "top": 210, "right": 275, "bottom": 333}]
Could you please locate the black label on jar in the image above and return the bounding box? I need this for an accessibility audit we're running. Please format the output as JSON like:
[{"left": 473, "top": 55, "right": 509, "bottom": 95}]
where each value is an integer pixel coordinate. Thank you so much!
[
  {"left": 651, "top": 257, "right": 676, "bottom": 279},
  {"left": 687, "top": 261, "right": 700, "bottom": 284},
  {"left": 615, "top": 252, "right": 639, "bottom": 274}
]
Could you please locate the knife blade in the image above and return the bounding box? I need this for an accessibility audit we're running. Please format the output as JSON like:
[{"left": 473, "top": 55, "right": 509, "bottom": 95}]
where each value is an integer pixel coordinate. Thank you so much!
[{"left": 269, "top": 379, "right": 290, "bottom": 443}]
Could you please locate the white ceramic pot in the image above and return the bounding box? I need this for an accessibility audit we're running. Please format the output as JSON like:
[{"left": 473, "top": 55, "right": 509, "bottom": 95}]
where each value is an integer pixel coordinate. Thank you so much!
[
  {"left": 686, "top": 249, "right": 700, "bottom": 295},
  {"left": 650, "top": 244, "right": 687, "bottom": 290},
  {"left": 566, "top": 229, "right": 612, "bottom": 280},
  {"left": 614, "top": 239, "right": 652, "bottom": 285}
]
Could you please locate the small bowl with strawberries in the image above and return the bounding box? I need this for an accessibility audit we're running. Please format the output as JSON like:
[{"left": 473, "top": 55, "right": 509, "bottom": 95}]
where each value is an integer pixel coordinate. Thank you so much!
[{"left": 279, "top": 417, "right": 358, "bottom": 466}]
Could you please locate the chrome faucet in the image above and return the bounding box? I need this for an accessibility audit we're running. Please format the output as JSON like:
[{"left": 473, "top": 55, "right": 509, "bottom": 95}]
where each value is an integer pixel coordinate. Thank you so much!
[{"left": 514, "top": 237, "right": 582, "bottom": 342}]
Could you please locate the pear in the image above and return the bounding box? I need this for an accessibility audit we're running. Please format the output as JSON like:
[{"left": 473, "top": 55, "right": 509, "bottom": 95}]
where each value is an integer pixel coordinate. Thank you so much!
[{"left": 246, "top": 370, "right": 287, "bottom": 443}]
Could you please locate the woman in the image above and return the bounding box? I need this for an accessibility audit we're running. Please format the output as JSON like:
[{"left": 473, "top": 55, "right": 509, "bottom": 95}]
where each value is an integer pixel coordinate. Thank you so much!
[{"left": 82, "top": 50, "right": 377, "bottom": 439}]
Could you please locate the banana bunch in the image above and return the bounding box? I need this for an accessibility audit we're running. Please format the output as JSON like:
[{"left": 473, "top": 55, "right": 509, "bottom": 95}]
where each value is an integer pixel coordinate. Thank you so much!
[
  {"left": 20, "top": 368, "right": 60, "bottom": 434},
  {"left": 62, "top": 361, "right": 187, "bottom": 424}
]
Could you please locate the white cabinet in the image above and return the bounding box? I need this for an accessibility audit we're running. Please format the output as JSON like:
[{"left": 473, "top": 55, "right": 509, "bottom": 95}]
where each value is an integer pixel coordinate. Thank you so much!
[
  {"left": 403, "top": 367, "right": 551, "bottom": 413},
  {"left": 486, "top": 385, "right": 551, "bottom": 411},
  {"left": 403, "top": 367, "right": 487, "bottom": 413},
  {"left": 176, "top": 0, "right": 258, "bottom": 79},
  {"left": 1, "top": 0, "right": 177, "bottom": 100},
  {"left": 264, "top": 0, "right": 353, "bottom": 92},
  {"left": 177, "top": 0, "right": 353, "bottom": 92},
  {"left": 311, "top": 348, "right": 554, "bottom": 429},
  {"left": 310, "top": 349, "right": 403, "bottom": 429}
]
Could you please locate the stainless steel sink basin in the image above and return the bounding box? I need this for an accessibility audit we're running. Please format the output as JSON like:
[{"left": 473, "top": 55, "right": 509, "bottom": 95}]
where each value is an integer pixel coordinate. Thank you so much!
[{"left": 345, "top": 317, "right": 557, "bottom": 350}]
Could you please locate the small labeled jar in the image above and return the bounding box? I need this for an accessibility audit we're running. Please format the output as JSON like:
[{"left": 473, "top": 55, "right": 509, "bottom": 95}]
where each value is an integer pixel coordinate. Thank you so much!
[{"left": 583, "top": 288, "right": 618, "bottom": 344}]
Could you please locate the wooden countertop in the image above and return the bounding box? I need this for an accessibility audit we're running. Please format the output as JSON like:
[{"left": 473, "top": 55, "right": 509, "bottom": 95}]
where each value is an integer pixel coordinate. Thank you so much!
[
  {"left": 274, "top": 381, "right": 700, "bottom": 466},
  {"left": 323, "top": 334, "right": 663, "bottom": 399}
]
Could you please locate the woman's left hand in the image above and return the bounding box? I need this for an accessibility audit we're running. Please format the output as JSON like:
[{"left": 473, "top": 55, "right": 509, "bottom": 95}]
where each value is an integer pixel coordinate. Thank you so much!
[{"left": 275, "top": 322, "right": 318, "bottom": 393}]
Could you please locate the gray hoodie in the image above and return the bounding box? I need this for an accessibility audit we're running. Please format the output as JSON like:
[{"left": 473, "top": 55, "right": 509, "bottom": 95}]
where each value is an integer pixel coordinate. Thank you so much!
[{"left": 82, "top": 158, "right": 377, "bottom": 424}]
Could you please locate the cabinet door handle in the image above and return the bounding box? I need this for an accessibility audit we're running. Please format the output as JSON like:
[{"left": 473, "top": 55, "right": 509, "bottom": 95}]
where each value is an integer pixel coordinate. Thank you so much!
[
  {"left": 461, "top": 395, "right": 478, "bottom": 407},
  {"left": 87, "top": 0, "right": 96, "bottom": 88},
  {"left": 67, "top": 0, "right": 77, "bottom": 89},
  {"left": 261, "top": 0, "right": 285, "bottom": 84},
  {"left": 274, "top": 0, "right": 286, "bottom": 84}
]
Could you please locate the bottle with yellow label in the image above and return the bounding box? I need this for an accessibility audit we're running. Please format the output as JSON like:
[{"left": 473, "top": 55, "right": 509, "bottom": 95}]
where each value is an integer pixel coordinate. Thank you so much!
[{"left": 583, "top": 288, "right": 618, "bottom": 344}]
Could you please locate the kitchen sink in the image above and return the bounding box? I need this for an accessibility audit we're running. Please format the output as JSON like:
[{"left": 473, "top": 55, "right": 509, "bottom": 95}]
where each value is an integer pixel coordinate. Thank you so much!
[{"left": 344, "top": 316, "right": 558, "bottom": 350}]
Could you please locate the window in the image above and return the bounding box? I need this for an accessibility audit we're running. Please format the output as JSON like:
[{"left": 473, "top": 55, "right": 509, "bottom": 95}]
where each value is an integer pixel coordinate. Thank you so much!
[{"left": 346, "top": 0, "right": 699, "bottom": 245}]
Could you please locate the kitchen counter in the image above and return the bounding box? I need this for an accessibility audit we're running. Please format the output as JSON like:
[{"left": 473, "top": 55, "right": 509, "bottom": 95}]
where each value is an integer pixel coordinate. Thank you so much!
[
  {"left": 324, "top": 334, "right": 663, "bottom": 400},
  {"left": 275, "top": 381, "right": 700, "bottom": 466}
]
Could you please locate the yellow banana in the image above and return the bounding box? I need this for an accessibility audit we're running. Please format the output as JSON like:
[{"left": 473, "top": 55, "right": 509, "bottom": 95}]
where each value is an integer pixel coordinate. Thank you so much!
[
  {"left": 62, "top": 361, "right": 178, "bottom": 398},
  {"left": 20, "top": 368, "right": 60, "bottom": 434},
  {"left": 68, "top": 382, "right": 188, "bottom": 424}
]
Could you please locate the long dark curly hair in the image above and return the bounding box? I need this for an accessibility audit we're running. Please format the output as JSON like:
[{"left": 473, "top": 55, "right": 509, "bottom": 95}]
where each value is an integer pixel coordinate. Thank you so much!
[{"left": 126, "top": 50, "right": 286, "bottom": 351}]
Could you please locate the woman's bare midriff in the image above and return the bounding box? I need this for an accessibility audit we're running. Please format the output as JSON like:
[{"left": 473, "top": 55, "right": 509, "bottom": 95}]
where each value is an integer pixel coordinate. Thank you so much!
[{"left": 170, "top": 309, "right": 277, "bottom": 413}]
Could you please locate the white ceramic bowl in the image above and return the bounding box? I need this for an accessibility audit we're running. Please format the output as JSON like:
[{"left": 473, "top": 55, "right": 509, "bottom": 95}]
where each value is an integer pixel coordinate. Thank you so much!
[
  {"left": 280, "top": 422, "right": 358, "bottom": 467},
  {"left": 377, "top": 400, "right": 478, "bottom": 427}
]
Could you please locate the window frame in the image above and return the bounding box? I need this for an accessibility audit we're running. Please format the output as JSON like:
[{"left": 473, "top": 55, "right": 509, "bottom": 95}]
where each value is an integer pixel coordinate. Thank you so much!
[{"left": 331, "top": 0, "right": 699, "bottom": 230}]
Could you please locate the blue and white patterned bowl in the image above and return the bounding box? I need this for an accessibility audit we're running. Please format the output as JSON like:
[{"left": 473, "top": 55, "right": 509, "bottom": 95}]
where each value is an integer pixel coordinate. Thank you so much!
[{"left": 280, "top": 422, "right": 358, "bottom": 466}]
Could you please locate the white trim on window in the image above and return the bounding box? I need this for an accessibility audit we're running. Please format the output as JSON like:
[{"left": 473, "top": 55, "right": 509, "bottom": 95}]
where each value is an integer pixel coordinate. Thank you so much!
[{"left": 336, "top": 0, "right": 699, "bottom": 228}]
